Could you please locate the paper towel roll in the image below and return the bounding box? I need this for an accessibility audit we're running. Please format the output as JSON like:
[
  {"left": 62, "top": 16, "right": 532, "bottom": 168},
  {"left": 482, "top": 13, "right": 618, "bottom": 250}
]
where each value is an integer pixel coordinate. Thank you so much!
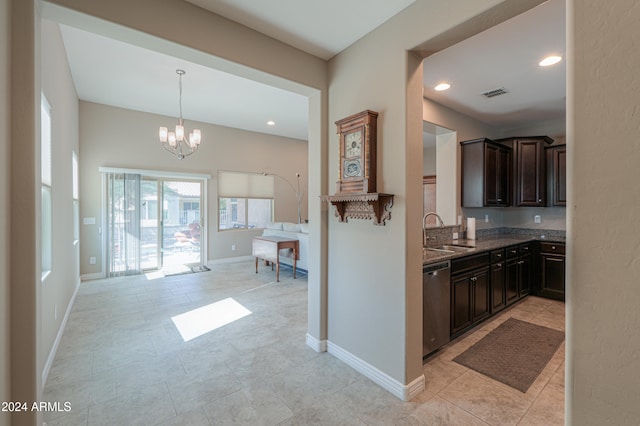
[{"left": 467, "top": 217, "right": 476, "bottom": 240}]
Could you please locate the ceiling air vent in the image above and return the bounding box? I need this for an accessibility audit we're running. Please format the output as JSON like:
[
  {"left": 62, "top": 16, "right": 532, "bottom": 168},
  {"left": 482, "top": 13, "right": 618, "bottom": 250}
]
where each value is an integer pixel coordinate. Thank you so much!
[{"left": 481, "top": 87, "right": 509, "bottom": 98}]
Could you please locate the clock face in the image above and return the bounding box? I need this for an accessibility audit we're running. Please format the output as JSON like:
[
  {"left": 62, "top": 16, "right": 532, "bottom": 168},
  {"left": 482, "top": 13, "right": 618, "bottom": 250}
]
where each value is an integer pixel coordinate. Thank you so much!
[
  {"left": 343, "top": 159, "right": 362, "bottom": 178},
  {"left": 345, "top": 130, "right": 362, "bottom": 158}
]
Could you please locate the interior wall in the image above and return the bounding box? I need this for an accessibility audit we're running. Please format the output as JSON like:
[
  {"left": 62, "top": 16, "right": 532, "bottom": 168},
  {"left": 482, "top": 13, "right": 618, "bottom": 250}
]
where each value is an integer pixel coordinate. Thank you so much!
[
  {"left": 10, "top": 0, "right": 41, "bottom": 423},
  {"left": 424, "top": 98, "right": 568, "bottom": 232},
  {"left": 79, "top": 101, "right": 308, "bottom": 276},
  {"left": 569, "top": 0, "right": 640, "bottom": 424},
  {"left": 40, "top": 18, "right": 81, "bottom": 382},
  {"left": 423, "top": 96, "right": 503, "bottom": 228},
  {"left": 13, "top": 0, "right": 328, "bottom": 417},
  {"left": 0, "top": 0, "right": 10, "bottom": 423},
  {"left": 327, "top": 0, "right": 542, "bottom": 391},
  {"left": 435, "top": 132, "right": 458, "bottom": 226},
  {"left": 422, "top": 139, "right": 436, "bottom": 175}
]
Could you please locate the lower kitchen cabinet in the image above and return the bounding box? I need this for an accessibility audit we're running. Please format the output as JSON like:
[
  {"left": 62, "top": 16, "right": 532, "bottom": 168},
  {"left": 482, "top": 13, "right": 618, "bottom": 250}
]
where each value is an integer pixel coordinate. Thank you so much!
[
  {"left": 451, "top": 266, "right": 490, "bottom": 337},
  {"left": 490, "top": 249, "right": 506, "bottom": 313},
  {"left": 538, "top": 242, "right": 566, "bottom": 301},
  {"left": 505, "top": 243, "right": 532, "bottom": 305},
  {"left": 445, "top": 239, "right": 565, "bottom": 339}
]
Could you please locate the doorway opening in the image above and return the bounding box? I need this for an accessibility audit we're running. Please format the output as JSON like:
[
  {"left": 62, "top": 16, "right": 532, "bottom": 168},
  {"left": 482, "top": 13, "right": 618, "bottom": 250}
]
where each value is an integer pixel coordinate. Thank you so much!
[{"left": 423, "top": 121, "right": 457, "bottom": 226}]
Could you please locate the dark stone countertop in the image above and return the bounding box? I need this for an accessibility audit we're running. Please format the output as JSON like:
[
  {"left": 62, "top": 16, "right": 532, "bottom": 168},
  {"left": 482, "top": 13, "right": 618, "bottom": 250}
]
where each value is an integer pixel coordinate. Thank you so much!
[{"left": 422, "top": 234, "right": 566, "bottom": 265}]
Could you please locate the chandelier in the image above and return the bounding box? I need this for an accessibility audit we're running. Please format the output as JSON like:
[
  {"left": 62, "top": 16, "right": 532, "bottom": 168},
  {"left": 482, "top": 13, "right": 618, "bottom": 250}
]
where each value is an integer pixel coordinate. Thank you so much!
[{"left": 158, "top": 69, "right": 202, "bottom": 160}]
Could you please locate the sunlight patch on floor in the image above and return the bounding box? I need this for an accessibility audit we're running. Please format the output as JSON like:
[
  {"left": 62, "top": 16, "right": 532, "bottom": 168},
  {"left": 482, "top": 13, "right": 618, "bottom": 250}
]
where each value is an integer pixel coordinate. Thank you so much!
[{"left": 171, "top": 297, "right": 252, "bottom": 342}]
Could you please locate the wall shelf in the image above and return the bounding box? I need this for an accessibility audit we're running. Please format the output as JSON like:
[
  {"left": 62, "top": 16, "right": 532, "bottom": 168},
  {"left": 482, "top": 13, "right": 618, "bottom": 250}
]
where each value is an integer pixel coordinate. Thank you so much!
[{"left": 321, "top": 193, "right": 394, "bottom": 226}]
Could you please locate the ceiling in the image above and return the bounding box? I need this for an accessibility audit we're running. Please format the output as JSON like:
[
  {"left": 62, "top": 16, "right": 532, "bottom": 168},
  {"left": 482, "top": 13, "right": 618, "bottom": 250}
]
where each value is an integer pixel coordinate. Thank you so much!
[
  {"left": 58, "top": 0, "right": 565, "bottom": 142},
  {"left": 184, "top": 0, "right": 416, "bottom": 61},
  {"left": 422, "top": 0, "right": 565, "bottom": 130}
]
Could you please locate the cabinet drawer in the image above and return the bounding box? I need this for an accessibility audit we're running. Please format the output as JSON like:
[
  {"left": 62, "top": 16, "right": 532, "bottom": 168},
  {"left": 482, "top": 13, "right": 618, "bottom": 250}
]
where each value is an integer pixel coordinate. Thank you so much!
[
  {"left": 540, "top": 242, "right": 565, "bottom": 255},
  {"left": 490, "top": 249, "right": 505, "bottom": 263},
  {"left": 506, "top": 246, "right": 520, "bottom": 259},
  {"left": 451, "top": 252, "right": 490, "bottom": 275},
  {"left": 519, "top": 243, "right": 532, "bottom": 255}
]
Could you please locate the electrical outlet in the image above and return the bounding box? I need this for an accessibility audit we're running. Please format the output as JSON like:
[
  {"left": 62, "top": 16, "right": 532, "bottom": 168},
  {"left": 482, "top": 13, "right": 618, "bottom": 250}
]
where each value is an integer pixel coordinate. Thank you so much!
[
  {"left": 534, "top": 215, "right": 542, "bottom": 224},
  {"left": 484, "top": 214, "right": 489, "bottom": 223},
  {"left": 231, "top": 244, "right": 236, "bottom": 251},
  {"left": 89, "top": 256, "right": 96, "bottom": 265}
]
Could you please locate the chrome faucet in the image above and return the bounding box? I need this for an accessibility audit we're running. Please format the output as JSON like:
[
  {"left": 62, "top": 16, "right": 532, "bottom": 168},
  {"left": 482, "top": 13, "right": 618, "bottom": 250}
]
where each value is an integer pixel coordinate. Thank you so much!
[{"left": 423, "top": 211, "right": 445, "bottom": 247}]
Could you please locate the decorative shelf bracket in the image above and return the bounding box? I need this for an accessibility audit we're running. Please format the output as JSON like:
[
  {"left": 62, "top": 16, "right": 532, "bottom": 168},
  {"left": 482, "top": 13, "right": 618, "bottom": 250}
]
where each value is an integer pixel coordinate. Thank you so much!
[{"left": 321, "top": 193, "right": 394, "bottom": 226}]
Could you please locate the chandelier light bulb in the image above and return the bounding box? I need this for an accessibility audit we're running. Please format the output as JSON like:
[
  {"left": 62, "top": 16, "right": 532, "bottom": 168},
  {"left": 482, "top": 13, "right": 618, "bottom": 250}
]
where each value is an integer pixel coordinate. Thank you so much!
[
  {"left": 175, "top": 124, "right": 185, "bottom": 141},
  {"left": 159, "top": 127, "right": 168, "bottom": 142}
]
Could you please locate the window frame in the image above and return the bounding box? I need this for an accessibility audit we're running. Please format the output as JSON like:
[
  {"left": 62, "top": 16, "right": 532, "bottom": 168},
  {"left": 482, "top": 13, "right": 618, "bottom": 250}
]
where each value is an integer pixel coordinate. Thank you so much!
[
  {"left": 41, "top": 94, "right": 53, "bottom": 281},
  {"left": 217, "top": 197, "right": 274, "bottom": 231}
]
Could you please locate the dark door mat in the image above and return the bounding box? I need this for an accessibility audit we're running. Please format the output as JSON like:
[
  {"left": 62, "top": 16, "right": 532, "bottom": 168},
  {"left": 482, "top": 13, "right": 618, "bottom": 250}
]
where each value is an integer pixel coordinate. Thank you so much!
[{"left": 453, "top": 317, "right": 564, "bottom": 392}]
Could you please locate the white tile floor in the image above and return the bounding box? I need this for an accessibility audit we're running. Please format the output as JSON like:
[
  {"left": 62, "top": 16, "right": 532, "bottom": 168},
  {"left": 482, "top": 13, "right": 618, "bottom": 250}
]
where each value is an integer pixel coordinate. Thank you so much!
[{"left": 44, "top": 261, "right": 564, "bottom": 425}]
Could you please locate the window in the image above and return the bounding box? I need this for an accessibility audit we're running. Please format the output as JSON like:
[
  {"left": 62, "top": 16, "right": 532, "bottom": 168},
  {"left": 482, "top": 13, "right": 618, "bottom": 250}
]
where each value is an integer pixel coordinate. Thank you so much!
[
  {"left": 41, "top": 95, "right": 52, "bottom": 279},
  {"left": 72, "top": 150, "right": 79, "bottom": 245},
  {"left": 217, "top": 171, "right": 274, "bottom": 230},
  {"left": 218, "top": 197, "right": 272, "bottom": 230}
]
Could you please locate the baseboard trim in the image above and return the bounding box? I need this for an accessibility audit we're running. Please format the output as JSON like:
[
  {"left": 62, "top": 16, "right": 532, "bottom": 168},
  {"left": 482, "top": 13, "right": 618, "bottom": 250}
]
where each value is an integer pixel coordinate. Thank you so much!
[
  {"left": 306, "top": 333, "right": 327, "bottom": 352},
  {"left": 80, "top": 272, "right": 105, "bottom": 281},
  {"left": 327, "top": 341, "right": 425, "bottom": 401},
  {"left": 207, "top": 256, "right": 253, "bottom": 267},
  {"left": 42, "top": 276, "right": 81, "bottom": 387}
]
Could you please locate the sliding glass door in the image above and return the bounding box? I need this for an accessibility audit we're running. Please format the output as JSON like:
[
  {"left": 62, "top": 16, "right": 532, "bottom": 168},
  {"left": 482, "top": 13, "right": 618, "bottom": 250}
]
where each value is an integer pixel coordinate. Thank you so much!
[
  {"left": 107, "top": 173, "right": 142, "bottom": 276},
  {"left": 160, "top": 180, "right": 202, "bottom": 274},
  {"left": 105, "top": 171, "right": 205, "bottom": 277}
]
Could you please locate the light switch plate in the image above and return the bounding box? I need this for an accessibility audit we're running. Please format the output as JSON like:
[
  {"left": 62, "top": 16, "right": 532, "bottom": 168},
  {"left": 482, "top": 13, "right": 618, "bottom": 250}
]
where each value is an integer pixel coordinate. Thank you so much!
[{"left": 534, "top": 215, "right": 541, "bottom": 223}]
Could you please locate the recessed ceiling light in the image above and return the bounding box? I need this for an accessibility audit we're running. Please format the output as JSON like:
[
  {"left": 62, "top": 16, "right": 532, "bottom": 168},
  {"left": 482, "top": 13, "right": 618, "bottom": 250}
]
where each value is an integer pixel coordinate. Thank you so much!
[
  {"left": 539, "top": 55, "right": 562, "bottom": 67},
  {"left": 267, "top": 120, "right": 275, "bottom": 126},
  {"left": 434, "top": 83, "right": 451, "bottom": 91}
]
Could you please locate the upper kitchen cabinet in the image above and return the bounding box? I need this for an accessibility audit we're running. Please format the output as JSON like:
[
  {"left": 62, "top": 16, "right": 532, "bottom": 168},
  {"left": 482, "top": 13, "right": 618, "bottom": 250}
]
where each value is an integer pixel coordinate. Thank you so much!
[
  {"left": 546, "top": 144, "right": 567, "bottom": 206},
  {"left": 496, "top": 136, "right": 554, "bottom": 207},
  {"left": 461, "top": 138, "right": 511, "bottom": 207}
]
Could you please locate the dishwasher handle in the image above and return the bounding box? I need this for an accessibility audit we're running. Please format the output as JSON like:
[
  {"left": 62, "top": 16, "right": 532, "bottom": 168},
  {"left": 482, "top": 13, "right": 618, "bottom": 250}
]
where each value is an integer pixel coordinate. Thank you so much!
[{"left": 423, "top": 261, "right": 451, "bottom": 275}]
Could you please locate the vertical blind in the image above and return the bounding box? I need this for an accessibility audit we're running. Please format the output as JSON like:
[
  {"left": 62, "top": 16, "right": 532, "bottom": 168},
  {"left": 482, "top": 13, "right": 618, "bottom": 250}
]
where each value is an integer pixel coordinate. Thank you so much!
[{"left": 107, "top": 173, "right": 141, "bottom": 277}]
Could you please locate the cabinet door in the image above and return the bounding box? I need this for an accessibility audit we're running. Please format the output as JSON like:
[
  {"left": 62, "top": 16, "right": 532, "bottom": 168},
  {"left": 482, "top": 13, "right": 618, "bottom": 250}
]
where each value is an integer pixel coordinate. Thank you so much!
[
  {"left": 541, "top": 254, "right": 566, "bottom": 300},
  {"left": 518, "top": 254, "right": 532, "bottom": 296},
  {"left": 505, "top": 258, "right": 519, "bottom": 305},
  {"left": 491, "top": 262, "right": 506, "bottom": 313},
  {"left": 473, "top": 268, "right": 491, "bottom": 322},
  {"left": 546, "top": 145, "right": 567, "bottom": 206},
  {"left": 484, "top": 144, "right": 510, "bottom": 206},
  {"left": 516, "top": 140, "right": 545, "bottom": 206},
  {"left": 497, "top": 147, "right": 511, "bottom": 205},
  {"left": 451, "top": 274, "right": 472, "bottom": 335},
  {"left": 484, "top": 144, "right": 499, "bottom": 205}
]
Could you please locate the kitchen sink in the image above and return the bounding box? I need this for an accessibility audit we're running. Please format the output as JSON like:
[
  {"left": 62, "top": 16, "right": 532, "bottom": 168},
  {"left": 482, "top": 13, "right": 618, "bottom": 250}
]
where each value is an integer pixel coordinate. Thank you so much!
[{"left": 426, "top": 244, "right": 475, "bottom": 254}]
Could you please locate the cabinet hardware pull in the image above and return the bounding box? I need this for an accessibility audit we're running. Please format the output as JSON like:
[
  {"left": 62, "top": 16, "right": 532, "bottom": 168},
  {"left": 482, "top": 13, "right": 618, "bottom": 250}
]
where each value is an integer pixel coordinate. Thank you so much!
[{"left": 552, "top": 246, "right": 556, "bottom": 250}]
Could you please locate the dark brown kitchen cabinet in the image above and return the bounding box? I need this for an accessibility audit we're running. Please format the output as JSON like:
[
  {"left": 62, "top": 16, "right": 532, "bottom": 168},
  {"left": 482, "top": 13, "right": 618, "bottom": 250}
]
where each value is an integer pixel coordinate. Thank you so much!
[
  {"left": 461, "top": 138, "right": 511, "bottom": 207},
  {"left": 546, "top": 145, "right": 567, "bottom": 206},
  {"left": 451, "top": 252, "right": 491, "bottom": 337},
  {"left": 497, "top": 136, "right": 553, "bottom": 207},
  {"left": 538, "top": 242, "right": 566, "bottom": 301},
  {"left": 451, "top": 267, "right": 490, "bottom": 337},
  {"left": 490, "top": 249, "right": 506, "bottom": 313},
  {"left": 505, "top": 243, "right": 532, "bottom": 305}
]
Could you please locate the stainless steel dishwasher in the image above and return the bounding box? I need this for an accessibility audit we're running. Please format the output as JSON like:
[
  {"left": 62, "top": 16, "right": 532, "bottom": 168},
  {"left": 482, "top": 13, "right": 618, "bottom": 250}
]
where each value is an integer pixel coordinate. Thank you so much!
[{"left": 423, "top": 260, "right": 451, "bottom": 357}]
